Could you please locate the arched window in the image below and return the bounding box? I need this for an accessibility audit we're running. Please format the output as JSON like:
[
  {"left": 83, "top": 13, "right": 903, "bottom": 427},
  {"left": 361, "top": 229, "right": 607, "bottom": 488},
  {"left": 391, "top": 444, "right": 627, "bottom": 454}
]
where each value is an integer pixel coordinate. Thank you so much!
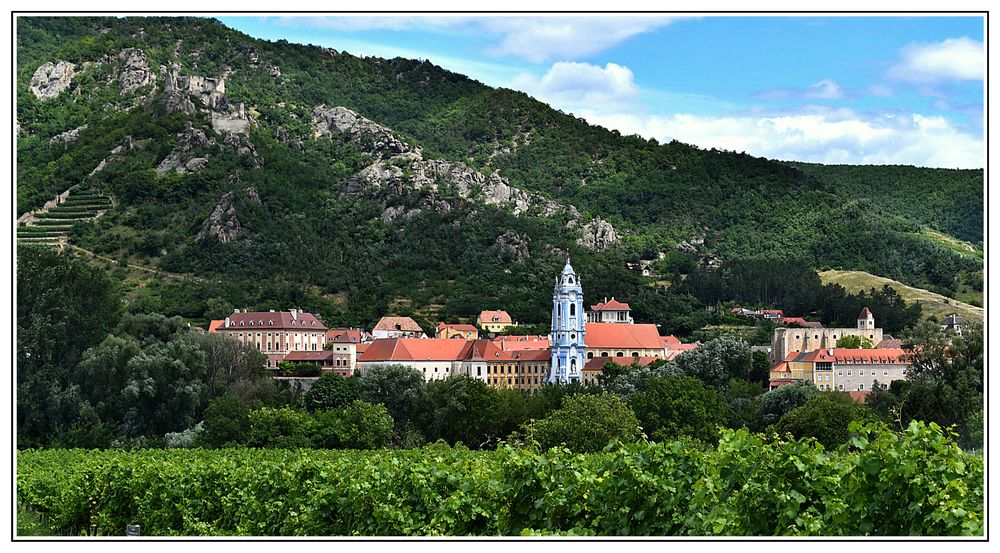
[{"left": 570, "top": 304, "right": 576, "bottom": 316}]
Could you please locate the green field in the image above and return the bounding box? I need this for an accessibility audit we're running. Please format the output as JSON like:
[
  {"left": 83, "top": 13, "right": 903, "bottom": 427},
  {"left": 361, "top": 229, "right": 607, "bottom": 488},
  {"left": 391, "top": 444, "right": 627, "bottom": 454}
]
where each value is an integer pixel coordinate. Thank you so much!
[
  {"left": 819, "top": 269, "right": 983, "bottom": 323},
  {"left": 16, "top": 422, "right": 983, "bottom": 537}
]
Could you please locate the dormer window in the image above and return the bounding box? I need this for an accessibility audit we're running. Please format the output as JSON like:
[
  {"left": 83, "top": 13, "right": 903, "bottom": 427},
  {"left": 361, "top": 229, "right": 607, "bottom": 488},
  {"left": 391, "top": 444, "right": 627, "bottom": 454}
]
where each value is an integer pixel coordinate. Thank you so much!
[
  {"left": 269, "top": 321, "right": 273, "bottom": 326},
  {"left": 240, "top": 321, "right": 245, "bottom": 326}
]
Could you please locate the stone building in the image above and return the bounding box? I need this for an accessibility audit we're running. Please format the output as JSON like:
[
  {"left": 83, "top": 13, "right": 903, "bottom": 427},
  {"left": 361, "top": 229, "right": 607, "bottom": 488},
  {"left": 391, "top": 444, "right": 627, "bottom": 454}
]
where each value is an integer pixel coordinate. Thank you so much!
[
  {"left": 372, "top": 316, "right": 426, "bottom": 339},
  {"left": 587, "top": 297, "right": 634, "bottom": 324},
  {"left": 770, "top": 307, "right": 884, "bottom": 364}
]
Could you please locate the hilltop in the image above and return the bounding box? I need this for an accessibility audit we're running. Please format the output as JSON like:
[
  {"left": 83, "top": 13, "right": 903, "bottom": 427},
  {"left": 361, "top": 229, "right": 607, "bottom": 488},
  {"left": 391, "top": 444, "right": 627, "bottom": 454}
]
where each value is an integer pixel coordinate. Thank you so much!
[{"left": 15, "top": 16, "right": 983, "bottom": 331}]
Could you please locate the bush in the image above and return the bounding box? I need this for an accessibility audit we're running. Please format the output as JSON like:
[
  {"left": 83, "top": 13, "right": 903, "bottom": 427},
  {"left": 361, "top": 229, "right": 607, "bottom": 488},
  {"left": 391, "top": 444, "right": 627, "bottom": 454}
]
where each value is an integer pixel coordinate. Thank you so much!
[
  {"left": 312, "top": 401, "right": 393, "bottom": 450},
  {"left": 525, "top": 393, "right": 641, "bottom": 453},
  {"left": 303, "top": 373, "right": 360, "bottom": 413},
  {"left": 199, "top": 394, "right": 248, "bottom": 448},
  {"left": 246, "top": 407, "right": 314, "bottom": 448},
  {"left": 775, "top": 392, "right": 874, "bottom": 449},
  {"left": 629, "top": 375, "right": 729, "bottom": 444},
  {"left": 758, "top": 381, "right": 819, "bottom": 427}
]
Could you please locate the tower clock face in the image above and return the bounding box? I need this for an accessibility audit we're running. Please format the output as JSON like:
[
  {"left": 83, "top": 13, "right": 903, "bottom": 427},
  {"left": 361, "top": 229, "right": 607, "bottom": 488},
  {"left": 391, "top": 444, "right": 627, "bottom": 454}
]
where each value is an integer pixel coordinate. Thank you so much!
[{"left": 569, "top": 292, "right": 577, "bottom": 301}]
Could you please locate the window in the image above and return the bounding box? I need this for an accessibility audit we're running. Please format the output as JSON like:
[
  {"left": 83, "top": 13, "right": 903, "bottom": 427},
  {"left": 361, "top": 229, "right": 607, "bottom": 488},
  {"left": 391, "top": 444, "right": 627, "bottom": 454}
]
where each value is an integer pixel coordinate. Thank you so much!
[
  {"left": 838, "top": 384, "right": 844, "bottom": 390},
  {"left": 601, "top": 352, "right": 608, "bottom": 357},
  {"left": 883, "top": 369, "right": 889, "bottom": 376},
  {"left": 859, "top": 384, "right": 865, "bottom": 391},
  {"left": 570, "top": 304, "right": 576, "bottom": 316},
  {"left": 847, "top": 369, "right": 852, "bottom": 376},
  {"left": 632, "top": 352, "right": 639, "bottom": 357},
  {"left": 838, "top": 369, "right": 843, "bottom": 376},
  {"left": 825, "top": 374, "right": 830, "bottom": 382},
  {"left": 477, "top": 367, "right": 481, "bottom": 376},
  {"left": 616, "top": 352, "right": 623, "bottom": 357}
]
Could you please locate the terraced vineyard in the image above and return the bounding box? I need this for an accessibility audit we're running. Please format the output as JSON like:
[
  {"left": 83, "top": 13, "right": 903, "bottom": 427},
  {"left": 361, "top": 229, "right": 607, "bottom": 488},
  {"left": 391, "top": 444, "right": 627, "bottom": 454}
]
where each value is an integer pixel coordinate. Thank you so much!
[{"left": 16, "top": 188, "right": 111, "bottom": 248}]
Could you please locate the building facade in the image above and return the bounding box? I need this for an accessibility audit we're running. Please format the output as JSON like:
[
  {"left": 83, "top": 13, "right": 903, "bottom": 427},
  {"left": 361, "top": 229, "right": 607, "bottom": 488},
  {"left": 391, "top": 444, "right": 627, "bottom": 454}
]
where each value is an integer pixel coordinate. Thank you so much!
[
  {"left": 372, "top": 316, "right": 426, "bottom": 339},
  {"left": 435, "top": 322, "right": 479, "bottom": 340},
  {"left": 770, "top": 347, "right": 910, "bottom": 392},
  {"left": 216, "top": 309, "right": 327, "bottom": 369},
  {"left": 477, "top": 310, "right": 518, "bottom": 333},
  {"left": 587, "top": 297, "right": 634, "bottom": 324},
  {"left": 585, "top": 322, "right": 667, "bottom": 359},
  {"left": 770, "top": 307, "right": 884, "bottom": 364},
  {"left": 549, "top": 259, "right": 586, "bottom": 384}
]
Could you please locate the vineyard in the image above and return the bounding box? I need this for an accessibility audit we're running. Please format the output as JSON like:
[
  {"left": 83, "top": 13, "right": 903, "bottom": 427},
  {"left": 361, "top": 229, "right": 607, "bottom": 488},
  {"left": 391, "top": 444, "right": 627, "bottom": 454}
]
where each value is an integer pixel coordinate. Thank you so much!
[{"left": 17, "top": 421, "right": 982, "bottom": 537}]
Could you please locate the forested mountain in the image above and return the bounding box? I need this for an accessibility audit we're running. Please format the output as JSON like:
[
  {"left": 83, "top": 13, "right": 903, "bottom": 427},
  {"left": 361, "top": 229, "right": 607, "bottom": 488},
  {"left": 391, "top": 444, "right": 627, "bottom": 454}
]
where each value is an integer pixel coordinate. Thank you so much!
[{"left": 15, "top": 16, "right": 983, "bottom": 332}]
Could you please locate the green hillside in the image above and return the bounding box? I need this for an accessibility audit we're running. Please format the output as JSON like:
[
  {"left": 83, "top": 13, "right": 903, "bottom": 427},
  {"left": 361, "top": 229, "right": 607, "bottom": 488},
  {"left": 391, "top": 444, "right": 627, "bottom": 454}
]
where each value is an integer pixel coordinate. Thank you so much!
[
  {"left": 15, "top": 16, "right": 983, "bottom": 332},
  {"left": 819, "top": 269, "right": 983, "bottom": 323}
]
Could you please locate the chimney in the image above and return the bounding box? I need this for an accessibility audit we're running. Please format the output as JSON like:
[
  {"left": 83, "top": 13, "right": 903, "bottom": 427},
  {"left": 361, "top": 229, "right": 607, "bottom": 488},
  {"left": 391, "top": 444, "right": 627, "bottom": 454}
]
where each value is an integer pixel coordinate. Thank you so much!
[
  {"left": 224, "top": 317, "right": 230, "bottom": 328},
  {"left": 234, "top": 308, "right": 240, "bottom": 314},
  {"left": 269, "top": 309, "right": 275, "bottom": 312},
  {"left": 828, "top": 348, "right": 834, "bottom": 356},
  {"left": 290, "top": 308, "right": 298, "bottom": 320}
]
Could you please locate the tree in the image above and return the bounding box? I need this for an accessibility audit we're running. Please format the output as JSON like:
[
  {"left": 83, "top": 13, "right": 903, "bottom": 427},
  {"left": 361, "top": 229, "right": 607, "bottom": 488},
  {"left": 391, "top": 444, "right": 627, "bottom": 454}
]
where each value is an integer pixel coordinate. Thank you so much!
[
  {"left": 17, "top": 248, "right": 121, "bottom": 444},
  {"left": 757, "top": 381, "right": 819, "bottom": 427},
  {"left": 186, "top": 332, "right": 269, "bottom": 402},
  {"left": 246, "top": 407, "right": 315, "bottom": 448},
  {"left": 303, "top": 373, "right": 361, "bottom": 413},
  {"left": 312, "top": 401, "right": 393, "bottom": 449},
  {"left": 199, "top": 394, "right": 249, "bottom": 448},
  {"left": 524, "top": 393, "right": 641, "bottom": 453},
  {"left": 413, "top": 376, "right": 507, "bottom": 449},
  {"left": 724, "top": 378, "right": 766, "bottom": 431},
  {"left": 749, "top": 351, "right": 771, "bottom": 386},
  {"left": 629, "top": 375, "right": 729, "bottom": 444},
  {"left": 358, "top": 364, "right": 426, "bottom": 432},
  {"left": 775, "top": 392, "right": 875, "bottom": 449},
  {"left": 836, "top": 335, "right": 874, "bottom": 349},
  {"left": 673, "top": 337, "right": 753, "bottom": 389}
]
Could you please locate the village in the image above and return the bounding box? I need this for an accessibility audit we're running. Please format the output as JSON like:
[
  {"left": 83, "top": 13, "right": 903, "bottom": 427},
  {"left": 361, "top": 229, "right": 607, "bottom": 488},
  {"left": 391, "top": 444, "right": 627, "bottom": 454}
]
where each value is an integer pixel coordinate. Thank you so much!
[{"left": 200, "top": 259, "right": 960, "bottom": 401}]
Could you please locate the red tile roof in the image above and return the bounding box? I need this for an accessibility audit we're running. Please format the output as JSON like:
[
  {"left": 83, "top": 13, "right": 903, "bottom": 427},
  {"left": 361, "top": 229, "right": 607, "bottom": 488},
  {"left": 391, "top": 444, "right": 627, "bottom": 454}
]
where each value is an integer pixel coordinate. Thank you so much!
[
  {"left": 493, "top": 336, "right": 551, "bottom": 351},
  {"left": 373, "top": 316, "right": 424, "bottom": 333},
  {"left": 662, "top": 335, "right": 682, "bottom": 346},
  {"left": 585, "top": 323, "right": 664, "bottom": 350},
  {"left": 508, "top": 349, "right": 551, "bottom": 362},
  {"left": 327, "top": 328, "right": 363, "bottom": 343},
  {"left": 284, "top": 351, "right": 335, "bottom": 362},
  {"left": 876, "top": 338, "right": 903, "bottom": 349},
  {"left": 761, "top": 309, "right": 784, "bottom": 317},
  {"left": 858, "top": 307, "right": 873, "bottom": 319},
  {"left": 356, "top": 343, "right": 369, "bottom": 355},
  {"left": 591, "top": 297, "right": 631, "bottom": 311},
  {"left": 584, "top": 356, "right": 660, "bottom": 372},
  {"left": 801, "top": 348, "right": 909, "bottom": 364},
  {"left": 478, "top": 310, "right": 513, "bottom": 324},
  {"left": 358, "top": 338, "right": 474, "bottom": 362},
  {"left": 771, "top": 361, "right": 790, "bottom": 373},
  {"left": 221, "top": 311, "right": 326, "bottom": 331},
  {"left": 208, "top": 320, "right": 224, "bottom": 333}
]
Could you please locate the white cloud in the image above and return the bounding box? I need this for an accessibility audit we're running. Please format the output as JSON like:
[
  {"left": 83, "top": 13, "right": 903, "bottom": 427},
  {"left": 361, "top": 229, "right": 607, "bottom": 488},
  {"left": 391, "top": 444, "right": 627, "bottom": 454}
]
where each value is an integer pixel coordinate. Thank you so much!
[
  {"left": 888, "top": 37, "right": 984, "bottom": 82},
  {"left": 575, "top": 107, "right": 983, "bottom": 169},
  {"left": 803, "top": 79, "right": 844, "bottom": 99},
  {"left": 273, "top": 15, "right": 677, "bottom": 63},
  {"left": 480, "top": 17, "right": 676, "bottom": 63},
  {"left": 509, "top": 62, "right": 639, "bottom": 109}
]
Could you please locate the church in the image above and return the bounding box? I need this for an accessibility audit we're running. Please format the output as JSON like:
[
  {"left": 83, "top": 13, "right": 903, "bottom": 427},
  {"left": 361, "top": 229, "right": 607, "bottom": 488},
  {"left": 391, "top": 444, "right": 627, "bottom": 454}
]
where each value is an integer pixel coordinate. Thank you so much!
[{"left": 548, "top": 258, "right": 587, "bottom": 384}]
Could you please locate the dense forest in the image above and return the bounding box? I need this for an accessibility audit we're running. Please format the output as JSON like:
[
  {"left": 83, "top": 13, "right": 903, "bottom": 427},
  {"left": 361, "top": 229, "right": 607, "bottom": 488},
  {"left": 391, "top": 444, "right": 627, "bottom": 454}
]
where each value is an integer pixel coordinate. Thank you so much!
[{"left": 16, "top": 16, "right": 982, "bottom": 333}]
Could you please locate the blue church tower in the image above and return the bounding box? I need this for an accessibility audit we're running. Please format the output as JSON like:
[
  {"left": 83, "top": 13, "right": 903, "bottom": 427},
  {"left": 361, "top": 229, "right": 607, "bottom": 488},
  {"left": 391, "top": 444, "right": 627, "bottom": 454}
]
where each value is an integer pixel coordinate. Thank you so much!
[{"left": 549, "top": 258, "right": 586, "bottom": 384}]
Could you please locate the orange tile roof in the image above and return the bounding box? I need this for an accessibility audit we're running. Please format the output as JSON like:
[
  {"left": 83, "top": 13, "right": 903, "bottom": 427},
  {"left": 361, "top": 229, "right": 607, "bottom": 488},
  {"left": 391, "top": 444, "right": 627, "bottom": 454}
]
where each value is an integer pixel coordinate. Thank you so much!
[
  {"left": 208, "top": 320, "right": 224, "bottom": 333},
  {"left": 771, "top": 361, "right": 790, "bottom": 373},
  {"left": 662, "top": 335, "right": 682, "bottom": 346},
  {"left": 358, "top": 338, "right": 474, "bottom": 362},
  {"left": 373, "top": 316, "right": 424, "bottom": 332},
  {"left": 801, "top": 348, "right": 909, "bottom": 364},
  {"left": 584, "top": 355, "right": 660, "bottom": 372},
  {"left": 585, "top": 323, "right": 664, "bottom": 350},
  {"left": 356, "top": 343, "right": 369, "bottom": 355},
  {"left": 494, "top": 337, "right": 551, "bottom": 351},
  {"left": 478, "top": 310, "right": 513, "bottom": 324},
  {"left": 284, "top": 351, "right": 335, "bottom": 362},
  {"left": 327, "top": 328, "right": 364, "bottom": 343},
  {"left": 591, "top": 297, "right": 631, "bottom": 311}
]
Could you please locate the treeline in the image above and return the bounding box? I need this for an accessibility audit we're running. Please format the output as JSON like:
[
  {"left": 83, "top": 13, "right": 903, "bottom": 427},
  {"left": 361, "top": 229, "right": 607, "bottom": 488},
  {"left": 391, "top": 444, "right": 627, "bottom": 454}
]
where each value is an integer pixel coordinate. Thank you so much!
[{"left": 677, "top": 259, "right": 923, "bottom": 334}]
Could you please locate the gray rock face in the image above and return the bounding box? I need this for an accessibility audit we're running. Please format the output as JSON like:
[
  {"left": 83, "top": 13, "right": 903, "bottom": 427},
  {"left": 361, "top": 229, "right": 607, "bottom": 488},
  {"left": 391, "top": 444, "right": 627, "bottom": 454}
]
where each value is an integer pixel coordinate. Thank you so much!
[
  {"left": 225, "top": 133, "right": 262, "bottom": 167},
  {"left": 494, "top": 230, "right": 531, "bottom": 262},
  {"left": 30, "top": 61, "right": 76, "bottom": 100},
  {"left": 312, "top": 106, "right": 412, "bottom": 159},
  {"left": 676, "top": 237, "right": 721, "bottom": 268},
  {"left": 49, "top": 125, "right": 88, "bottom": 145},
  {"left": 116, "top": 48, "right": 155, "bottom": 94},
  {"left": 160, "top": 91, "right": 197, "bottom": 115},
  {"left": 577, "top": 217, "right": 619, "bottom": 252},
  {"left": 156, "top": 123, "right": 214, "bottom": 174},
  {"left": 162, "top": 66, "right": 250, "bottom": 134},
  {"left": 197, "top": 191, "right": 241, "bottom": 243}
]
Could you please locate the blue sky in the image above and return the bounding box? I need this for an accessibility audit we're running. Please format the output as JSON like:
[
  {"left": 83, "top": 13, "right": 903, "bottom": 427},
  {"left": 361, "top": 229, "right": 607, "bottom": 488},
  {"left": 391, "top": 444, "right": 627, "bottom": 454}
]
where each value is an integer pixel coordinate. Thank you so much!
[{"left": 218, "top": 15, "right": 985, "bottom": 168}]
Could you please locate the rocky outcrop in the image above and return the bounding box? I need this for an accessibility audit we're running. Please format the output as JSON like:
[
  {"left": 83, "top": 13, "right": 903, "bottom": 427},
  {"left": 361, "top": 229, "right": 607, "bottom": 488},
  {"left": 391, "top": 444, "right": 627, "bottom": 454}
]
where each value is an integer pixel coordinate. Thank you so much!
[
  {"left": 197, "top": 191, "right": 241, "bottom": 243},
  {"left": 30, "top": 61, "right": 76, "bottom": 100},
  {"left": 156, "top": 123, "right": 214, "bottom": 174},
  {"left": 160, "top": 90, "right": 197, "bottom": 115},
  {"left": 576, "top": 217, "right": 619, "bottom": 252},
  {"left": 494, "top": 230, "right": 531, "bottom": 262},
  {"left": 162, "top": 66, "right": 250, "bottom": 134},
  {"left": 225, "top": 133, "right": 262, "bottom": 167},
  {"left": 312, "top": 106, "right": 412, "bottom": 159},
  {"left": 116, "top": 48, "right": 155, "bottom": 94},
  {"left": 676, "top": 236, "right": 721, "bottom": 268},
  {"left": 49, "top": 125, "right": 88, "bottom": 145},
  {"left": 89, "top": 135, "right": 148, "bottom": 176}
]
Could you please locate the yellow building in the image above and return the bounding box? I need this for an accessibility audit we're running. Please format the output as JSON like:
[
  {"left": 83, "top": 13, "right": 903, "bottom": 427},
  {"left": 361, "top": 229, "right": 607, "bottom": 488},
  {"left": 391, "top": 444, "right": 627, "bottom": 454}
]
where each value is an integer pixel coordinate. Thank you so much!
[
  {"left": 477, "top": 310, "right": 518, "bottom": 333},
  {"left": 435, "top": 322, "right": 479, "bottom": 340}
]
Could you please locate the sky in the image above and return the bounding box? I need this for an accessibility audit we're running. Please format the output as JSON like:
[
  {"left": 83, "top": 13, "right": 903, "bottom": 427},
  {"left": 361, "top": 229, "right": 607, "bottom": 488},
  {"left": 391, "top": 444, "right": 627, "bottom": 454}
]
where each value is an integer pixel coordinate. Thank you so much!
[{"left": 217, "top": 15, "right": 985, "bottom": 169}]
